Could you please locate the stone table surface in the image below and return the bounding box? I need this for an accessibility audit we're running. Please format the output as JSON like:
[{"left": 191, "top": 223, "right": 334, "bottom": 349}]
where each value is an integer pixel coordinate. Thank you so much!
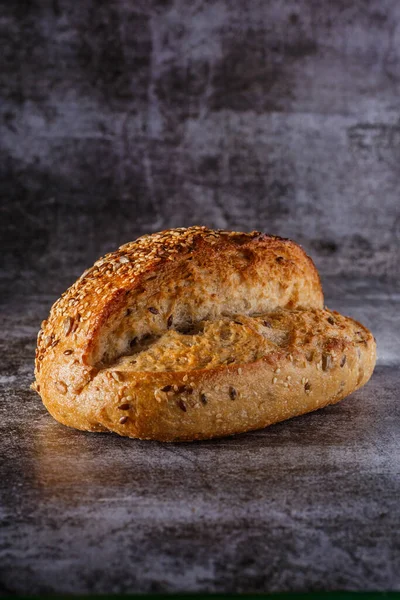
[{"left": 0, "top": 277, "right": 399, "bottom": 595}]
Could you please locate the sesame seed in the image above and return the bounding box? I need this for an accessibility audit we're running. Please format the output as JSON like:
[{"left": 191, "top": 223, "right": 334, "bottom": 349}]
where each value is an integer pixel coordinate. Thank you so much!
[
  {"left": 43, "top": 335, "right": 52, "bottom": 348},
  {"left": 183, "top": 374, "right": 188, "bottom": 382},
  {"left": 305, "top": 382, "right": 312, "bottom": 393},
  {"left": 148, "top": 307, "right": 159, "bottom": 315},
  {"left": 56, "top": 381, "right": 68, "bottom": 394},
  {"left": 119, "top": 416, "right": 129, "bottom": 424},
  {"left": 229, "top": 386, "right": 237, "bottom": 400},
  {"left": 63, "top": 316, "right": 74, "bottom": 336},
  {"left": 263, "top": 320, "right": 272, "bottom": 328},
  {"left": 119, "top": 256, "right": 130, "bottom": 263},
  {"left": 63, "top": 349, "right": 73, "bottom": 355},
  {"left": 327, "top": 316, "right": 335, "bottom": 325},
  {"left": 322, "top": 354, "right": 332, "bottom": 372},
  {"left": 238, "top": 368, "right": 243, "bottom": 375},
  {"left": 111, "top": 371, "right": 123, "bottom": 382},
  {"left": 118, "top": 403, "right": 130, "bottom": 410},
  {"left": 272, "top": 377, "right": 278, "bottom": 384},
  {"left": 177, "top": 399, "right": 187, "bottom": 412},
  {"left": 176, "top": 385, "right": 191, "bottom": 394},
  {"left": 275, "top": 368, "right": 281, "bottom": 373}
]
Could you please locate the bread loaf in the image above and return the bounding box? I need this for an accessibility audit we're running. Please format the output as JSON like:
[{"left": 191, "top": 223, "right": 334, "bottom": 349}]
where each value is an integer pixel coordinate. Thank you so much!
[{"left": 33, "top": 227, "right": 376, "bottom": 441}]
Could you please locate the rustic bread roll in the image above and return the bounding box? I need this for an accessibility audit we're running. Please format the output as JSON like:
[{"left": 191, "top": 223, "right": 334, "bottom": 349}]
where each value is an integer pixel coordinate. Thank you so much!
[{"left": 33, "top": 227, "right": 376, "bottom": 441}]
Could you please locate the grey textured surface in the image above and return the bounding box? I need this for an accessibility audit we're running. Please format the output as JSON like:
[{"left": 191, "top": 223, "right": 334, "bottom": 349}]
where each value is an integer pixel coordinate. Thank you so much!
[
  {"left": 1, "top": 0, "right": 400, "bottom": 594},
  {"left": 0, "top": 279, "right": 399, "bottom": 594},
  {"left": 1, "top": 0, "right": 400, "bottom": 293}
]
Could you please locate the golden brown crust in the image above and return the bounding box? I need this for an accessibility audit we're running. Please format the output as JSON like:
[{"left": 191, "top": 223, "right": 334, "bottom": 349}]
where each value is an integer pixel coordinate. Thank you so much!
[{"left": 33, "top": 227, "right": 376, "bottom": 442}]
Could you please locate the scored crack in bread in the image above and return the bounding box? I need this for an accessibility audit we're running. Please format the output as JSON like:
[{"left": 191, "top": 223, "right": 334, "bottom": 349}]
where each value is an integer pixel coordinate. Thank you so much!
[{"left": 33, "top": 226, "right": 376, "bottom": 441}]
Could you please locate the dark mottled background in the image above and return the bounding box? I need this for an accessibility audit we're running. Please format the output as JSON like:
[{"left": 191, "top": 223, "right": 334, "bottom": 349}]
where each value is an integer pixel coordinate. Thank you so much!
[
  {"left": 1, "top": 2, "right": 400, "bottom": 595},
  {"left": 1, "top": 0, "right": 400, "bottom": 296}
]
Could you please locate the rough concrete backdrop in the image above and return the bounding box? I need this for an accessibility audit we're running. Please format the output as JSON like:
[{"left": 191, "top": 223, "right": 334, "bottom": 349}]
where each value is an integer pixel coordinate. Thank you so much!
[
  {"left": 1, "top": 0, "right": 400, "bottom": 296},
  {"left": 1, "top": 2, "right": 400, "bottom": 594}
]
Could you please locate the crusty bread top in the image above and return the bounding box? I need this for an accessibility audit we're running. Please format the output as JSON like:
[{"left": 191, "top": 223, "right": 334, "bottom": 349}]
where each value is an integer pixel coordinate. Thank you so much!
[
  {"left": 35, "top": 227, "right": 323, "bottom": 387},
  {"left": 111, "top": 307, "right": 371, "bottom": 375}
]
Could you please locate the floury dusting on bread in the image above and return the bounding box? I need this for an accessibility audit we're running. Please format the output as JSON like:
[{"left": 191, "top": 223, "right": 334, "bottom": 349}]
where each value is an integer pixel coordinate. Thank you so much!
[{"left": 33, "top": 227, "right": 376, "bottom": 441}]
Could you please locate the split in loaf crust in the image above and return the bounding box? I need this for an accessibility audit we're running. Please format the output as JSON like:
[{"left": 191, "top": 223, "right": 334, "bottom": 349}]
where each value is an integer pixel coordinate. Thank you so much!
[{"left": 33, "top": 226, "right": 376, "bottom": 441}]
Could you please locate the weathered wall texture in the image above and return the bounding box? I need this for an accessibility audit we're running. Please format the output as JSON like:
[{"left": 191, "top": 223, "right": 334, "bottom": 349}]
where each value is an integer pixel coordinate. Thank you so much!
[
  {"left": 1, "top": 4, "right": 400, "bottom": 594},
  {"left": 1, "top": 0, "right": 400, "bottom": 294}
]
